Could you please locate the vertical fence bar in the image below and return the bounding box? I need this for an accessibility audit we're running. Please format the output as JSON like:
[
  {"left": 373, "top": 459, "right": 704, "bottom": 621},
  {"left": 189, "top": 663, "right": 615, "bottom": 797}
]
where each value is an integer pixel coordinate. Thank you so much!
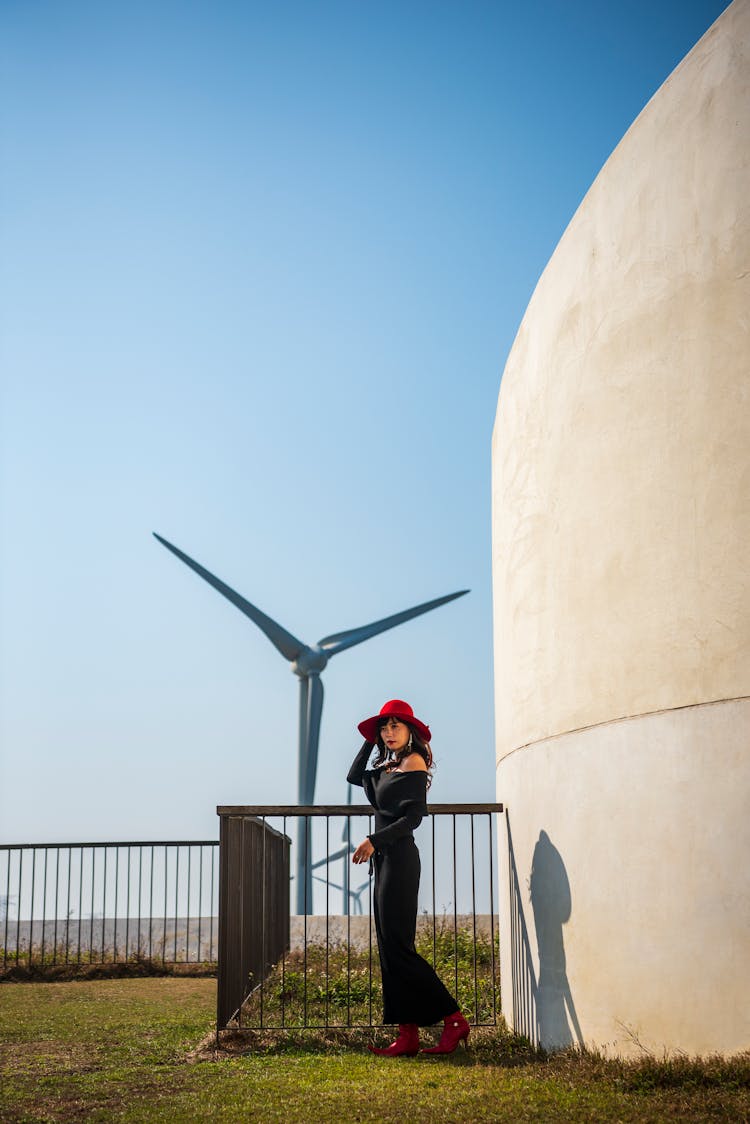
[
  {"left": 89, "top": 849, "right": 96, "bottom": 963},
  {"left": 260, "top": 819, "right": 266, "bottom": 1027},
  {"left": 173, "top": 847, "right": 180, "bottom": 962},
  {"left": 162, "top": 845, "right": 168, "bottom": 966},
  {"left": 303, "top": 815, "right": 309, "bottom": 1027},
  {"left": 113, "top": 847, "right": 119, "bottom": 961},
  {"left": 53, "top": 848, "right": 60, "bottom": 964},
  {"left": 146, "top": 846, "right": 152, "bottom": 960},
  {"left": 15, "top": 851, "right": 23, "bottom": 965},
  {"left": 197, "top": 847, "right": 203, "bottom": 963},
  {"left": 281, "top": 815, "right": 287, "bottom": 1028},
  {"left": 65, "top": 848, "right": 72, "bottom": 965},
  {"left": 452, "top": 814, "right": 458, "bottom": 1001},
  {"left": 431, "top": 814, "right": 437, "bottom": 968},
  {"left": 41, "top": 848, "right": 48, "bottom": 963},
  {"left": 77, "top": 850, "right": 84, "bottom": 964},
  {"left": 235, "top": 824, "right": 242, "bottom": 1030},
  {"left": 324, "top": 815, "right": 329, "bottom": 1029},
  {"left": 368, "top": 812, "right": 373, "bottom": 1027},
  {"left": 489, "top": 813, "right": 497, "bottom": 1025},
  {"left": 101, "top": 847, "right": 108, "bottom": 963},
  {"left": 28, "top": 849, "right": 37, "bottom": 966},
  {"left": 470, "top": 815, "right": 478, "bottom": 1023},
  {"left": 4, "top": 849, "right": 12, "bottom": 967},
  {"left": 346, "top": 816, "right": 352, "bottom": 1027},
  {"left": 209, "top": 845, "right": 215, "bottom": 964},
  {"left": 184, "top": 845, "right": 191, "bottom": 962},
  {"left": 238, "top": 819, "right": 245, "bottom": 1030},
  {"left": 125, "top": 846, "right": 131, "bottom": 960},
  {"left": 29, "top": 849, "right": 37, "bottom": 963},
  {"left": 186, "top": 846, "right": 192, "bottom": 963}
]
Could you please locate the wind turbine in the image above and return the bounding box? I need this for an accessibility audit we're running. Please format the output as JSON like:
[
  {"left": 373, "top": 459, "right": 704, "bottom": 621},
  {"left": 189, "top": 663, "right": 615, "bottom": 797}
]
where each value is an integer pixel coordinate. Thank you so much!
[
  {"left": 153, "top": 533, "right": 468, "bottom": 912},
  {"left": 313, "top": 873, "right": 370, "bottom": 916}
]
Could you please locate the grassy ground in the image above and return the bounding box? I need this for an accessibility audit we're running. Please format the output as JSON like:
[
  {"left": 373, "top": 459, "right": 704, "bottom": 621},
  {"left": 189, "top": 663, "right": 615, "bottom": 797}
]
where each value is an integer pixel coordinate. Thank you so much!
[{"left": 0, "top": 978, "right": 748, "bottom": 1123}]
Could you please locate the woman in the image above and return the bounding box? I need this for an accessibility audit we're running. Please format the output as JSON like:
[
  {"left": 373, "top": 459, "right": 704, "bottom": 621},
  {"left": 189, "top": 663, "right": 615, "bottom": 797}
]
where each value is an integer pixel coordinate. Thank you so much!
[{"left": 348, "top": 698, "right": 470, "bottom": 1057}]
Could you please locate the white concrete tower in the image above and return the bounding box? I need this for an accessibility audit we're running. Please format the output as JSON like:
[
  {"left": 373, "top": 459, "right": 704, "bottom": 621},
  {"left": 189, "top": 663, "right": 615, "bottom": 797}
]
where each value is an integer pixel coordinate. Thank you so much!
[{"left": 492, "top": 0, "right": 749, "bottom": 1056}]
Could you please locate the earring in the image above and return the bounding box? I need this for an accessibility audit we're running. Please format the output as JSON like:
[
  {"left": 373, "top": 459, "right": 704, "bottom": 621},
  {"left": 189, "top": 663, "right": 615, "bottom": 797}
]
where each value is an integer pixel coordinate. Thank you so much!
[{"left": 407, "top": 733, "right": 413, "bottom": 750}]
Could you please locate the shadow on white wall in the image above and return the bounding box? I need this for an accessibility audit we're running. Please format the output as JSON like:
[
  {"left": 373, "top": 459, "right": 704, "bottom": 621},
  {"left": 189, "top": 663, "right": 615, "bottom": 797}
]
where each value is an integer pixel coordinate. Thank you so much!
[{"left": 506, "top": 815, "right": 582, "bottom": 1049}]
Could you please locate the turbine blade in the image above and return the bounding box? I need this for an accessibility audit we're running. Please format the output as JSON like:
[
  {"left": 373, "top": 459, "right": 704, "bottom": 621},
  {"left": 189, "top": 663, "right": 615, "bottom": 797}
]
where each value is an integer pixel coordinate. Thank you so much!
[
  {"left": 311, "top": 843, "right": 354, "bottom": 869},
  {"left": 317, "top": 589, "right": 469, "bottom": 656},
  {"left": 313, "top": 875, "right": 351, "bottom": 893},
  {"left": 153, "top": 533, "right": 306, "bottom": 661}
]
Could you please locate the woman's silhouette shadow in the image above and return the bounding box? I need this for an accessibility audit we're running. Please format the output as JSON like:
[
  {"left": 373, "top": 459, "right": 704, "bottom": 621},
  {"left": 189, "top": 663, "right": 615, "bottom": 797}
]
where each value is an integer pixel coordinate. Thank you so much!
[
  {"left": 506, "top": 816, "right": 582, "bottom": 1049},
  {"left": 530, "top": 829, "right": 582, "bottom": 1048}
]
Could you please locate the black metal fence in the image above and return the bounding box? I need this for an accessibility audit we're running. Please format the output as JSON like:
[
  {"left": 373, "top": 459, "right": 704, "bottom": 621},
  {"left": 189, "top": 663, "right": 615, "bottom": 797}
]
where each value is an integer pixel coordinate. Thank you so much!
[
  {"left": 216, "top": 803, "right": 503, "bottom": 1034},
  {"left": 0, "top": 841, "right": 219, "bottom": 967},
  {"left": 1, "top": 804, "right": 504, "bottom": 1040}
]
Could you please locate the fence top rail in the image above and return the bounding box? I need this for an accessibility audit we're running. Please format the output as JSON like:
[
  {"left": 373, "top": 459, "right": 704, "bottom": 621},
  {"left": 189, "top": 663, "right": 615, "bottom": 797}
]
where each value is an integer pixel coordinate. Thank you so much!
[
  {"left": 217, "top": 803, "right": 503, "bottom": 817},
  {"left": 0, "top": 840, "right": 219, "bottom": 851}
]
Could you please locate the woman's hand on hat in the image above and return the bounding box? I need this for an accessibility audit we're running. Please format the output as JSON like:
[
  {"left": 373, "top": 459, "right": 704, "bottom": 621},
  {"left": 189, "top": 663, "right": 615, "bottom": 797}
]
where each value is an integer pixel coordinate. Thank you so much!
[{"left": 353, "top": 838, "right": 374, "bottom": 864}]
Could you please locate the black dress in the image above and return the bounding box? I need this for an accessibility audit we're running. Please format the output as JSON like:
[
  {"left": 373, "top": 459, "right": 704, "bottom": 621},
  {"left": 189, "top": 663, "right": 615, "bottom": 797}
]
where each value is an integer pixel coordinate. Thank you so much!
[{"left": 347, "top": 741, "right": 457, "bottom": 1026}]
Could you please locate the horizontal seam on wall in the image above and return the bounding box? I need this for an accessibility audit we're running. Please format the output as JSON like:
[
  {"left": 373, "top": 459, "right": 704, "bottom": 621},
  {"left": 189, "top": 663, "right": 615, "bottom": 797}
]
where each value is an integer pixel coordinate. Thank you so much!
[{"left": 499, "top": 694, "right": 750, "bottom": 763}]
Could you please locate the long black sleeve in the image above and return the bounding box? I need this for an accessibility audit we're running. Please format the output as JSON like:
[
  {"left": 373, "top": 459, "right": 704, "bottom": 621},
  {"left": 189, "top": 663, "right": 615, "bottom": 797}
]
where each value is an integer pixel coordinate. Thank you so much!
[
  {"left": 368, "top": 772, "right": 429, "bottom": 849},
  {"left": 347, "top": 741, "right": 375, "bottom": 787},
  {"left": 368, "top": 807, "right": 425, "bottom": 848}
]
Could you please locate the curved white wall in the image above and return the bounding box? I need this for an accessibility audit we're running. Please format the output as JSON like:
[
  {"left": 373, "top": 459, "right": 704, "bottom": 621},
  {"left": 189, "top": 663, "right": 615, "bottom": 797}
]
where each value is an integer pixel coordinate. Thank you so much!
[{"left": 492, "top": 0, "right": 750, "bottom": 1056}]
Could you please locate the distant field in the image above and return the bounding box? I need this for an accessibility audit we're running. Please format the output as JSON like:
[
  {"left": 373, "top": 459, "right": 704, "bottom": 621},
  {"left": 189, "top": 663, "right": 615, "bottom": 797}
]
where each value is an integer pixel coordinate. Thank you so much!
[{"left": 0, "top": 979, "right": 748, "bottom": 1122}]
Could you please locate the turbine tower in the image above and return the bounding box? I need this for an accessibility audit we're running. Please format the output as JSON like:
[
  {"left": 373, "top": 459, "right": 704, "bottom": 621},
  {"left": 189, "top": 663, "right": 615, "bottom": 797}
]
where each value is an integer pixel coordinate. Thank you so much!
[{"left": 153, "top": 533, "right": 468, "bottom": 912}]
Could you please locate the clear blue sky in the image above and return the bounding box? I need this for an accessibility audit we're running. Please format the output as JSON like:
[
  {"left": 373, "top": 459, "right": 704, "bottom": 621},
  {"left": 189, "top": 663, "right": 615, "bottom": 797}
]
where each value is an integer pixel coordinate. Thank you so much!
[{"left": 0, "top": 0, "right": 729, "bottom": 845}]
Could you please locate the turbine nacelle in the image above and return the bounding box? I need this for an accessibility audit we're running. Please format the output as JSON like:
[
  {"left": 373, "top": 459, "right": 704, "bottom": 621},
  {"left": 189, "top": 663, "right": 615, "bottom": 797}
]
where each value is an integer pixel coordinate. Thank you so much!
[{"left": 292, "top": 647, "right": 329, "bottom": 677}]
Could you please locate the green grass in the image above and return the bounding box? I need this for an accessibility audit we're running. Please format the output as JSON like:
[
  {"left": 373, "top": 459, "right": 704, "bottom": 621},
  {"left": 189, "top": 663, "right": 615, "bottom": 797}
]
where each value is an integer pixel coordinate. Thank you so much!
[{"left": 1, "top": 979, "right": 749, "bottom": 1122}]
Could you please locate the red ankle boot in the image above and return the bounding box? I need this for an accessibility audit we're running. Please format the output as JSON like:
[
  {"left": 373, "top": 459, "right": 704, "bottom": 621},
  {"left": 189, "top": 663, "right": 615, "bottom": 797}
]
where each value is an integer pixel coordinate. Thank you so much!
[
  {"left": 421, "top": 1011, "right": 470, "bottom": 1054},
  {"left": 368, "top": 1023, "right": 420, "bottom": 1057}
]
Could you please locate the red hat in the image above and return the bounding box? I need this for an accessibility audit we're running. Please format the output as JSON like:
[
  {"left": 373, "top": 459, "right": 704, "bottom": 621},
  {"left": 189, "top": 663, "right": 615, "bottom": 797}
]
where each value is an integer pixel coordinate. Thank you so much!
[{"left": 358, "top": 699, "right": 431, "bottom": 744}]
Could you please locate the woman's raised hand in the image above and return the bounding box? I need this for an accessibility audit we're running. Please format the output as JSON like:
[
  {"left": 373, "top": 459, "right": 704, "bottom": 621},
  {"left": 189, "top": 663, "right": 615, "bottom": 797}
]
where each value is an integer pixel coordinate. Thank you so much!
[{"left": 352, "top": 838, "right": 374, "bottom": 864}]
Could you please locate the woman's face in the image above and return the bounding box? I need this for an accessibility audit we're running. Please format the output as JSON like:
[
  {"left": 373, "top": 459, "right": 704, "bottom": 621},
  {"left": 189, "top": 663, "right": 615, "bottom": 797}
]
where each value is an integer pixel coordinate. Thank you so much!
[{"left": 379, "top": 717, "right": 411, "bottom": 753}]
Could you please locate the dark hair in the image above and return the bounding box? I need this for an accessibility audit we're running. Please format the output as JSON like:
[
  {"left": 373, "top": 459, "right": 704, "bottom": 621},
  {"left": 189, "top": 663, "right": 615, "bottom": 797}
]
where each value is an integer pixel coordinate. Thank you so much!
[{"left": 372, "top": 721, "right": 433, "bottom": 788}]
